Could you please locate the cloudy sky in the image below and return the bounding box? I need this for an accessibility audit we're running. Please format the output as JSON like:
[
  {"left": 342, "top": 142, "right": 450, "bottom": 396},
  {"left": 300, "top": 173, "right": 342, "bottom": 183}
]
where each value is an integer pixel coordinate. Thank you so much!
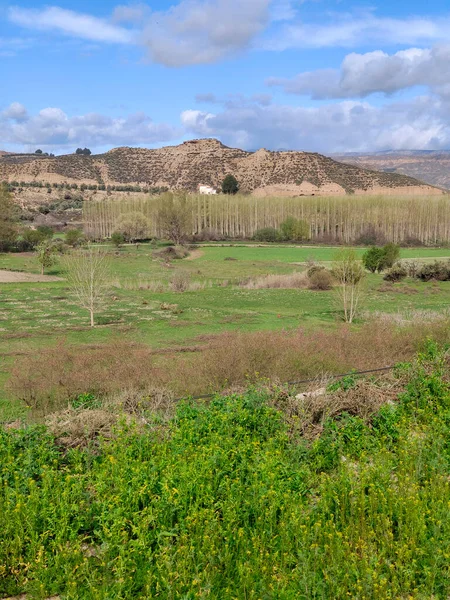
[{"left": 1, "top": 0, "right": 450, "bottom": 154}]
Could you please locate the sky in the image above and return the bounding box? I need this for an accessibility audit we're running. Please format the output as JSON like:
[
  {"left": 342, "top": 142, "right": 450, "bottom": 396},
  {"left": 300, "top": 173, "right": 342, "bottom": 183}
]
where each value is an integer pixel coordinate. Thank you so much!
[{"left": 1, "top": 0, "right": 450, "bottom": 154}]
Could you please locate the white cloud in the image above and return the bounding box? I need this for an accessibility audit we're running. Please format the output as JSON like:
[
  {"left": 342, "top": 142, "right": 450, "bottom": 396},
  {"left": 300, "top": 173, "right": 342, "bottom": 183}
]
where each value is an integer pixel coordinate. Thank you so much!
[
  {"left": 268, "top": 46, "right": 450, "bottom": 99},
  {"left": 8, "top": 1, "right": 272, "bottom": 66},
  {"left": 0, "top": 104, "right": 180, "bottom": 151},
  {"left": 140, "top": 0, "right": 271, "bottom": 66},
  {"left": 8, "top": 6, "right": 134, "bottom": 44},
  {"left": 181, "top": 95, "right": 450, "bottom": 152},
  {"left": 265, "top": 11, "right": 450, "bottom": 50}
]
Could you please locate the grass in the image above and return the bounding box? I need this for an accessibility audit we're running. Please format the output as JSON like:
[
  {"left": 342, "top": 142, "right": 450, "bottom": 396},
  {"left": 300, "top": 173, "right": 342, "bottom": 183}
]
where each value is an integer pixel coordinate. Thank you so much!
[
  {"left": 2, "top": 345, "right": 450, "bottom": 598},
  {"left": 2, "top": 243, "right": 450, "bottom": 421}
]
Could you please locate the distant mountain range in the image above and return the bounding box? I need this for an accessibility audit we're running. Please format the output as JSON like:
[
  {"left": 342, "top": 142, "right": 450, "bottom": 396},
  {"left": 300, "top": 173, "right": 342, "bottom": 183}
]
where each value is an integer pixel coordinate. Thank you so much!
[
  {"left": 332, "top": 150, "right": 450, "bottom": 190},
  {"left": 0, "top": 139, "right": 443, "bottom": 197}
]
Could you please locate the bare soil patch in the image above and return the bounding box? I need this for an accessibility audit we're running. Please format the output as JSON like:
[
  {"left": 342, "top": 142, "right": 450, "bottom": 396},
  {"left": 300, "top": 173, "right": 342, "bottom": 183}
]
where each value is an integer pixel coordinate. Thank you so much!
[
  {"left": 185, "top": 249, "right": 204, "bottom": 260},
  {"left": 0, "top": 270, "right": 63, "bottom": 283}
]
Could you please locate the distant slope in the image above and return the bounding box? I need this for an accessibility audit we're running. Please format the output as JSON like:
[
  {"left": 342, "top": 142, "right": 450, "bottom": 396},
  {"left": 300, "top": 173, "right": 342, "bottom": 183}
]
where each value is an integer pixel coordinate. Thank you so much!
[
  {"left": 332, "top": 150, "right": 450, "bottom": 190},
  {"left": 0, "top": 139, "right": 442, "bottom": 196}
]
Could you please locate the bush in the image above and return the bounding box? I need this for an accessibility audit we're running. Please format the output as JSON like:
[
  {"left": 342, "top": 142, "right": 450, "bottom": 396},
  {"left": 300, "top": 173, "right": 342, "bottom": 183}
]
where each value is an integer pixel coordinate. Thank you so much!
[
  {"left": 36, "top": 225, "right": 54, "bottom": 239},
  {"left": 170, "top": 271, "right": 191, "bottom": 292},
  {"left": 362, "top": 244, "right": 400, "bottom": 273},
  {"left": 21, "top": 228, "right": 47, "bottom": 250},
  {"left": 383, "top": 264, "right": 407, "bottom": 282},
  {"left": 254, "top": 227, "right": 280, "bottom": 242},
  {"left": 65, "top": 229, "right": 85, "bottom": 247},
  {"left": 308, "top": 269, "right": 334, "bottom": 290},
  {"left": 354, "top": 225, "right": 386, "bottom": 246},
  {"left": 382, "top": 242, "right": 400, "bottom": 269},
  {"left": 280, "top": 217, "right": 310, "bottom": 241},
  {"left": 307, "top": 264, "right": 325, "bottom": 278},
  {"left": 416, "top": 261, "right": 450, "bottom": 282},
  {"left": 111, "top": 231, "right": 125, "bottom": 247},
  {"left": 154, "top": 245, "right": 189, "bottom": 261}
]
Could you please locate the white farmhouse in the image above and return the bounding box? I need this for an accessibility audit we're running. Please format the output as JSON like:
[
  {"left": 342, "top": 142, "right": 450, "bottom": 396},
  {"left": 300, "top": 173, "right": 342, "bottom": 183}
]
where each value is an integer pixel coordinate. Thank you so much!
[{"left": 198, "top": 184, "right": 217, "bottom": 195}]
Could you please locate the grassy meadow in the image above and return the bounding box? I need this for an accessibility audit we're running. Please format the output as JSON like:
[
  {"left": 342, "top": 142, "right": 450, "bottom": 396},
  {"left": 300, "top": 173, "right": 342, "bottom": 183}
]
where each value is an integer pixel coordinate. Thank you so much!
[
  {"left": 2, "top": 242, "right": 450, "bottom": 422},
  {"left": 3, "top": 239, "right": 450, "bottom": 597}
]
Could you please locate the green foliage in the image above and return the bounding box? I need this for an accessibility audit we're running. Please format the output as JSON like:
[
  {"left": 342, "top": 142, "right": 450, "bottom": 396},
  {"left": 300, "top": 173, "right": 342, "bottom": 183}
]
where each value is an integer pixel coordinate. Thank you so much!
[
  {"left": 280, "top": 216, "right": 310, "bottom": 241},
  {"left": 111, "top": 231, "right": 125, "bottom": 247},
  {"left": 35, "top": 240, "right": 64, "bottom": 274},
  {"left": 0, "top": 184, "right": 18, "bottom": 251},
  {"left": 65, "top": 228, "right": 85, "bottom": 247},
  {"left": 36, "top": 225, "right": 54, "bottom": 240},
  {"left": 75, "top": 148, "right": 92, "bottom": 156},
  {"left": 70, "top": 392, "right": 100, "bottom": 410},
  {"left": 253, "top": 227, "right": 281, "bottom": 242},
  {"left": 21, "top": 228, "right": 47, "bottom": 250},
  {"left": 3, "top": 355, "right": 450, "bottom": 597},
  {"left": 221, "top": 174, "right": 239, "bottom": 195},
  {"left": 363, "top": 244, "right": 401, "bottom": 273}
]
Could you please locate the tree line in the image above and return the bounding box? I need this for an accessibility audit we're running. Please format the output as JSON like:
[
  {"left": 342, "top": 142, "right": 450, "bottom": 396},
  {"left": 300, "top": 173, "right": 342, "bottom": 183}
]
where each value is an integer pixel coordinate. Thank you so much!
[{"left": 83, "top": 191, "right": 450, "bottom": 245}]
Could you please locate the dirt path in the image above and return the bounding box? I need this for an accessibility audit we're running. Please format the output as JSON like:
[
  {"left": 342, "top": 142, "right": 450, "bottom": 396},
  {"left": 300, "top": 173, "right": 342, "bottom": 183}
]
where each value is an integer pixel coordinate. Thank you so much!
[
  {"left": 0, "top": 270, "right": 63, "bottom": 283},
  {"left": 186, "top": 249, "right": 204, "bottom": 261}
]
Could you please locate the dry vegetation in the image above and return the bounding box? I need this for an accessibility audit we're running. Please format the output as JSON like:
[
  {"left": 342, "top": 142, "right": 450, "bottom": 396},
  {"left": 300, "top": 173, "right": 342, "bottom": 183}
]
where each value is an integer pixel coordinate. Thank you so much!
[{"left": 8, "top": 315, "right": 450, "bottom": 420}]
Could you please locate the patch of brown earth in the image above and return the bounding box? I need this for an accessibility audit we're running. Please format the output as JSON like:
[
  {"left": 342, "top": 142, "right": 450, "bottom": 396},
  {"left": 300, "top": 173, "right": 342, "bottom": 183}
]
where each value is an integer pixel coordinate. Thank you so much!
[{"left": 0, "top": 270, "right": 63, "bottom": 283}]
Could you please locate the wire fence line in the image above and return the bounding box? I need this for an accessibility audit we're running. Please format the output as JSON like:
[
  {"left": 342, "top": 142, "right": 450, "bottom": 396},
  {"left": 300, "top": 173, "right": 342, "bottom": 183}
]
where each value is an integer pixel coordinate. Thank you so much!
[{"left": 172, "top": 365, "right": 397, "bottom": 403}]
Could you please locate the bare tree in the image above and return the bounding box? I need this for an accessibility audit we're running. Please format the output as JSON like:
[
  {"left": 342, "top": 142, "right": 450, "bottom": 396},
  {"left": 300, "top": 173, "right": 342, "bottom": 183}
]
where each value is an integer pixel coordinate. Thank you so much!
[
  {"left": 63, "top": 248, "right": 110, "bottom": 327},
  {"left": 332, "top": 249, "right": 365, "bottom": 323},
  {"left": 156, "top": 192, "right": 192, "bottom": 245}
]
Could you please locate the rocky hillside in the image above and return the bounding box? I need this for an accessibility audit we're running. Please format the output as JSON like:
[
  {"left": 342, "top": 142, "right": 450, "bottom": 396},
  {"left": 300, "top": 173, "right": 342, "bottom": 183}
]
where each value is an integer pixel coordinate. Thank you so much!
[
  {"left": 0, "top": 139, "right": 442, "bottom": 196},
  {"left": 333, "top": 150, "right": 450, "bottom": 191}
]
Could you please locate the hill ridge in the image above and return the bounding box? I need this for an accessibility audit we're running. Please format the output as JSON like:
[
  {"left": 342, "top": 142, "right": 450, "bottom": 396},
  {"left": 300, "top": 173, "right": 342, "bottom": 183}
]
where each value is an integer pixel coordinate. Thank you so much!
[{"left": 0, "top": 138, "right": 442, "bottom": 196}]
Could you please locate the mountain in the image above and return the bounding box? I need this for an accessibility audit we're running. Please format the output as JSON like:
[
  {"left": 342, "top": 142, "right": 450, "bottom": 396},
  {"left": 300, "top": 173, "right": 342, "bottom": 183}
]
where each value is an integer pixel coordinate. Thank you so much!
[
  {"left": 332, "top": 150, "right": 450, "bottom": 190},
  {"left": 0, "top": 139, "right": 443, "bottom": 197}
]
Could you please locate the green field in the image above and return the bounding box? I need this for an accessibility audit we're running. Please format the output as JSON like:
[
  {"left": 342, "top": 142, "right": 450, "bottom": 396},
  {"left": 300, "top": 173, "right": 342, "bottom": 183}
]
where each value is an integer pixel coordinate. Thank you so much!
[{"left": 1, "top": 243, "right": 450, "bottom": 421}]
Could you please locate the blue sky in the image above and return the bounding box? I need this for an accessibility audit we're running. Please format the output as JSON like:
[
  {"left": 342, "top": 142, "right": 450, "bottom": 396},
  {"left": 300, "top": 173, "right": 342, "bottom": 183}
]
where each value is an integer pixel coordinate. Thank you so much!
[{"left": 1, "top": 0, "right": 450, "bottom": 154}]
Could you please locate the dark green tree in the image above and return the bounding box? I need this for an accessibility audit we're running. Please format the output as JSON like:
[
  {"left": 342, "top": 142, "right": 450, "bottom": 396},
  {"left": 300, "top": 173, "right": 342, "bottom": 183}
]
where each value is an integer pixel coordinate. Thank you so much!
[
  {"left": 0, "top": 184, "right": 18, "bottom": 251},
  {"left": 221, "top": 174, "right": 239, "bottom": 195}
]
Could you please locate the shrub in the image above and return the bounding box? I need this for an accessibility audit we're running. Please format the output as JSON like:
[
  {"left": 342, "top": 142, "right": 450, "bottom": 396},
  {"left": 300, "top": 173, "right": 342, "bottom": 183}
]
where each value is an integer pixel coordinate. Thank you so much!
[
  {"left": 362, "top": 244, "right": 400, "bottom": 273},
  {"left": 65, "top": 228, "right": 85, "bottom": 247},
  {"left": 383, "top": 264, "right": 407, "bottom": 282},
  {"left": 308, "top": 269, "right": 334, "bottom": 290},
  {"left": 354, "top": 225, "right": 386, "bottom": 246},
  {"left": 36, "top": 225, "right": 54, "bottom": 239},
  {"left": 280, "top": 217, "right": 310, "bottom": 241},
  {"left": 254, "top": 227, "right": 280, "bottom": 242},
  {"left": 21, "top": 228, "right": 47, "bottom": 250},
  {"left": 382, "top": 242, "right": 401, "bottom": 269},
  {"left": 195, "top": 227, "right": 220, "bottom": 242},
  {"left": 154, "top": 245, "right": 190, "bottom": 261},
  {"left": 403, "top": 260, "right": 420, "bottom": 278},
  {"left": 416, "top": 261, "right": 450, "bottom": 282},
  {"left": 362, "top": 246, "right": 384, "bottom": 272},
  {"left": 307, "top": 264, "right": 325, "bottom": 278},
  {"left": 111, "top": 231, "right": 125, "bottom": 247},
  {"left": 170, "top": 271, "right": 191, "bottom": 292}
]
